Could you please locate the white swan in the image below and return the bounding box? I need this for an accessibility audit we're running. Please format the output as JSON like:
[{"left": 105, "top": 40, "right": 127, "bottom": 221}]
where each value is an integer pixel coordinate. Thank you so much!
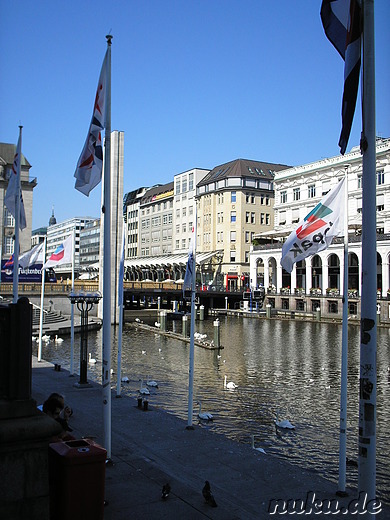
[
  {"left": 54, "top": 335, "right": 64, "bottom": 343},
  {"left": 135, "top": 317, "right": 141, "bottom": 322},
  {"left": 224, "top": 375, "right": 238, "bottom": 390},
  {"left": 146, "top": 375, "right": 158, "bottom": 388},
  {"left": 275, "top": 411, "right": 295, "bottom": 430},
  {"left": 139, "top": 380, "right": 150, "bottom": 395},
  {"left": 251, "top": 434, "right": 266, "bottom": 454},
  {"left": 197, "top": 401, "right": 213, "bottom": 421},
  {"left": 88, "top": 353, "right": 97, "bottom": 364},
  {"left": 42, "top": 334, "right": 51, "bottom": 342},
  {"left": 155, "top": 322, "right": 161, "bottom": 328}
]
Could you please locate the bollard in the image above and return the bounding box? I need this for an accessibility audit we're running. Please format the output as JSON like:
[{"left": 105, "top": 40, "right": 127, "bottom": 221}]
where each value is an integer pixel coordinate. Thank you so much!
[
  {"left": 182, "top": 315, "right": 188, "bottom": 337},
  {"left": 200, "top": 305, "right": 205, "bottom": 321},
  {"left": 225, "top": 297, "right": 228, "bottom": 310},
  {"left": 316, "top": 306, "right": 321, "bottom": 321},
  {"left": 213, "top": 319, "right": 220, "bottom": 348},
  {"left": 160, "top": 310, "right": 167, "bottom": 331},
  {"left": 137, "top": 397, "right": 143, "bottom": 408},
  {"left": 143, "top": 400, "right": 148, "bottom": 411},
  {"left": 172, "top": 300, "right": 178, "bottom": 313},
  {"left": 266, "top": 304, "right": 271, "bottom": 319},
  {"left": 157, "top": 297, "right": 161, "bottom": 310}
]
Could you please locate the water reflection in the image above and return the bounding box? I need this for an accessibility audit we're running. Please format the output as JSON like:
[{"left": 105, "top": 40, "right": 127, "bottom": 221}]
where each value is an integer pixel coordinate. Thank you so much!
[{"left": 34, "top": 317, "right": 390, "bottom": 504}]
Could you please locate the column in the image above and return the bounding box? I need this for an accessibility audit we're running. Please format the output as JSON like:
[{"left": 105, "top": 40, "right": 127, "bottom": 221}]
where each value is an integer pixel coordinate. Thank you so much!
[{"left": 322, "top": 255, "right": 328, "bottom": 296}]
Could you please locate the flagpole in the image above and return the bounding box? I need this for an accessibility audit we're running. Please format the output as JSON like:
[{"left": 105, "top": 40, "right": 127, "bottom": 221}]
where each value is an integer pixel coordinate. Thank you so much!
[
  {"left": 70, "top": 228, "right": 75, "bottom": 376},
  {"left": 116, "top": 221, "right": 125, "bottom": 397},
  {"left": 38, "top": 237, "right": 47, "bottom": 362},
  {"left": 338, "top": 166, "right": 349, "bottom": 495},
  {"left": 12, "top": 126, "right": 23, "bottom": 303},
  {"left": 358, "top": 0, "right": 376, "bottom": 501},
  {"left": 187, "top": 212, "right": 197, "bottom": 429},
  {"left": 102, "top": 34, "right": 112, "bottom": 460}
]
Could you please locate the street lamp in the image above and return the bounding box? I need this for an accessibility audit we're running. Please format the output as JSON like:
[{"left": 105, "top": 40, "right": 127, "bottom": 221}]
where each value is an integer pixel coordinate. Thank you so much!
[{"left": 68, "top": 291, "right": 102, "bottom": 388}]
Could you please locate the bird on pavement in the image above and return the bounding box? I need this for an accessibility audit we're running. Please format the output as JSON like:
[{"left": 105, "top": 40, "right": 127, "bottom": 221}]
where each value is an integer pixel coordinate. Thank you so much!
[
  {"left": 161, "top": 483, "right": 171, "bottom": 500},
  {"left": 202, "top": 480, "right": 217, "bottom": 507}
]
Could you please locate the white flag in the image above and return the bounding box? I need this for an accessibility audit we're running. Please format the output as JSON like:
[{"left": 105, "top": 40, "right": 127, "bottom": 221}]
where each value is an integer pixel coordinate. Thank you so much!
[
  {"left": 74, "top": 49, "right": 108, "bottom": 196},
  {"left": 43, "top": 235, "right": 73, "bottom": 269},
  {"left": 183, "top": 225, "right": 195, "bottom": 293},
  {"left": 280, "top": 178, "right": 346, "bottom": 273},
  {"left": 19, "top": 242, "right": 45, "bottom": 268},
  {"left": 5, "top": 133, "right": 27, "bottom": 230}
]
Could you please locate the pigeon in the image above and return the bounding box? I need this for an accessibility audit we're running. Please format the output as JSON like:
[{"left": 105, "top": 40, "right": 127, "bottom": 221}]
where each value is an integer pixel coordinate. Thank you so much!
[
  {"left": 202, "top": 480, "right": 217, "bottom": 507},
  {"left": 161, "top": 483, "right": 171, "bottom": 500}
]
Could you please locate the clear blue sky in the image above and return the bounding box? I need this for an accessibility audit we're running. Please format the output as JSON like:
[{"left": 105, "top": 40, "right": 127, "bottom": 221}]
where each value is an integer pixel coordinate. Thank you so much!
[{"left": 1, "top": 0, "right": 389, "bottom": 230}]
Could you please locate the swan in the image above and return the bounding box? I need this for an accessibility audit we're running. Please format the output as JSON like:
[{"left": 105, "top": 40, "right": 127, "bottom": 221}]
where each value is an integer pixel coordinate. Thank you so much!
[
  {"left": 54, "top": 335, "right": 64, "bottom": 343},
  {"left": 197, "top": 401, "right": 213, "bottom": 421},
  {"left": 139, "top": 380, "right": 150, "bottom": 395},
  {"left": 88, "top": 353, "right": 97, "bottom": 364},
  {"left": 275, "top": 411, "right": 295, "bottom": 430},
  {"left": 146, "top": 375, "right": 158, "bottom": 388},
  {"left": 250, "top": 434, "right": 266, "bottom": 454},
  {"left": 135, "top": 317, "right": 141, "bottom": 322},
  {"left": 155, "top": 322, "right": 161, "bottom": 328},
  {"left": 224, "top": 375, "right": 238, "bottom": 390},
  {"left": 42, "top": 334, "right": 51, "bottom": 342}
]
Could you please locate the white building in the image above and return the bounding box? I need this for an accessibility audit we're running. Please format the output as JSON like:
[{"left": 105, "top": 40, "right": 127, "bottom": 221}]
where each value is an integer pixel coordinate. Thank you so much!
[
  {"left": 250, "top": 137, "right": 390, "bottom": 306},
  {"left": 173, "top": 168, "right": 210, "bottom": 253}
]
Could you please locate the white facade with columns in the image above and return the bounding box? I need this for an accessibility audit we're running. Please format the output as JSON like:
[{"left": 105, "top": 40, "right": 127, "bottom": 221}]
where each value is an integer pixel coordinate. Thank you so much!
[{"left": 250, "top": 138, "right": 390, "bottom": 298}]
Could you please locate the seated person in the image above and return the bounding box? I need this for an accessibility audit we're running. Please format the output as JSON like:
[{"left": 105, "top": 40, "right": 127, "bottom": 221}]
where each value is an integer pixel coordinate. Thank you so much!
[{"left": 42, "top": 394, "right": 75, "bottom": 441}]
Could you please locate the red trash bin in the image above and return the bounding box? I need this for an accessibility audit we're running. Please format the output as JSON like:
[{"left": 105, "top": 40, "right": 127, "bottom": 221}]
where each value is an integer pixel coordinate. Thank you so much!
[{"left": 49, "top": 439, "right": 107, "bottom": 520}]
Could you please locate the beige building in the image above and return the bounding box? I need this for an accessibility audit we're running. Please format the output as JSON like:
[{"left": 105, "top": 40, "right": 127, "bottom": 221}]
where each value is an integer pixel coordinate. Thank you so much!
[
  {"left": 0, "top": 143, "right": 37, "bottom": 259},
  {"left": 196, "top": 158, "right": 289, "bottom": 290}
]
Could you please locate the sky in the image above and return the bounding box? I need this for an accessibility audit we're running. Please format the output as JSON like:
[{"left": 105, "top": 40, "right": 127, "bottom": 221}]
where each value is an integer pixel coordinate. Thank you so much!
[{"left": 1, "top": 0, "right": 389, "bottom": 230}]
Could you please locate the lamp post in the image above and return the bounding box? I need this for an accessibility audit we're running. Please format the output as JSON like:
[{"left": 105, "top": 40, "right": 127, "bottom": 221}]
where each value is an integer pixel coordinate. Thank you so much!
[{"left": 68, "top": 291, "right": 102, "bottom": 388}]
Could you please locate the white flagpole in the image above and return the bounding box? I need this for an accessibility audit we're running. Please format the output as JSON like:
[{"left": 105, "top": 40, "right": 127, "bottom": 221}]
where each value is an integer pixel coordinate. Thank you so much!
[
  {"left": 359, "top": 0, "right": 376, "bottom": 500},
  {"left": 12, "top": 126, "right": 23, "bottom": 303},
  {"left": 38, "top": 237, "right": 47, "bottom": 362},
  {"left": 338, "top": 165, "right": 349, "bottom": 494},
  {"left": 102, "top": 34, "right": 112, "bottom": 460},
  {"left": 116, "top": 221, "right": 125, "bottom": 397},
  {"left": 187, "top": 212, "right": 197, "bottom": 429},
  {"left": 70, "top": 228, "right": 75, "bottom": 375}
]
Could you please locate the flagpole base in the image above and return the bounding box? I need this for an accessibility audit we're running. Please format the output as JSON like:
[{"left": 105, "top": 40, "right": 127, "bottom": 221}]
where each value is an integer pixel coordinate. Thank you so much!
[
  {"left": 73, "top": 382, "right": 93, "bottom": 389},
  {"left": 336, "top": 490, "right": 349, "bottom": 498},
  {"left": 186, "top": 425, "right": 195, "bottom": 431}
]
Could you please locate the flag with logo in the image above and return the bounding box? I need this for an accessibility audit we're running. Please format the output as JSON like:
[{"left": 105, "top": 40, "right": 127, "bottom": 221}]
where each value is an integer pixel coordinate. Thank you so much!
[
  {"left": 183, "top": 224, "right": 196, "bottom": 294},
  {"left": 321, "top": 0, "right": 362, "bottom": 155},
  {"left": 19, "top": 242, "right": 45, "bottom": 269},
  {"left": 43, "top": 235, "right": 73, "bottom": 269},
  {"left": 74, "top": 49, "right": 108, "bottom": 196},
  {"left": 4, "top": 134, "right": 27, "bottom": 229},
  {"left": 280, "top": 178, "right": 346, "bottom": 273},
  {"left": 4, "top": 254, "right": 15, "bottom": 269}
]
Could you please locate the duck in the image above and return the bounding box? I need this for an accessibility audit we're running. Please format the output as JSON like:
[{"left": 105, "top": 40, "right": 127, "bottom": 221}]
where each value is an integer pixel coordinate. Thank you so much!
[
  {"left": 121, "top": 376, "right": 130, "bottom": 383},
  {"left": 197, "top": 401, "right": 213, "bottom": 421},
  {"left": 274, "top": 411, "right": 295, "bottom": 430},
  {"left": 250, "top": 434, "right": 266, "bottom": 454},
  {"left": 54, "top": 335, "right": 64, "bottom": 343},
  {"left": 146, "top": 375, "right": 158, "bottom": 388},
  {"left": 88, "top": 353, "right": 97, "bottom": 364},
  {"left": 161, "top": 483, "right": 171, "bottom": 500},
  {"left": 224, "top": 375, "right": 238, "bottom": 390},
  {"left": 139, "top": 380, "right": 150, "bottom": 395}
]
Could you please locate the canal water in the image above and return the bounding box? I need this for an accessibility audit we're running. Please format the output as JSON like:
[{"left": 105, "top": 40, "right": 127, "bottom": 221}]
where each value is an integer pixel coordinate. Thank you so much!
[{"left": 33, "top": 316, "right": 390, "bottom": 505}]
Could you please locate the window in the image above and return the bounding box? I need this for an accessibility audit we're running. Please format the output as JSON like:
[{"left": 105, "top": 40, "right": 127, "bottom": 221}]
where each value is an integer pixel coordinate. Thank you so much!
[
  {"left": 4, "top": 236, "right": 13, "bottom": 254},
  {"left": 182, "top": 207, "right": 187, "bottom": 216},
  {"left": 231, "top": 211, "right": 236, "bottom": 223},
  {"left": 245, "top": 231, "right": 250, "bottom": 243},
  {"left": 230, "top": 250, "right": 236, "bottom": 262},
  {"left": 293, "top": 188, "right": 300, "bottom": 201},
  {"left": 357, "top": 174, "right": 362, "bottom": 189},
  {"left": 189, "top": 173, "right": 194, "bottom": 191},
  {"left": 377, "top": 194, "right": 384, "bottom": 212},
  {"left": 230, "top": 231, "right": 236, "bottom": 242},
  {"left": 4, "top": 208, "right": 14, "bottom": 227},
  {"left": 292, "top": 208, "right": 300, "bottom": 223},
  {"left": 357, "top": 198, "right": 362, "bottom": 214},
  {"left": 266, "top": 214, "right": 270, "bottom": 225},
  {"left": 231, "top": 191, "right": 236, "bottom": 203},
  {"left": 322, "top": 181, "right": 330, "bottom": 195},
  {"left": 251, "top": 212, "right": 255, "bottom": 224},
  {"left": 182, "top": 239, "right": 186, "bottom": 248},
  {"left": 245, "top": 251, "right": 249, "bottom": 263},
  {"left": 182, "top": 178, "right": 187, "bottom": 192},
  {"left": 176, "top": 181, "right": 181, "bottom": 195},
  {"left": 308, "top": 184, "right": 316, "bottom": 198},
  {"left": 279, "top": 211, "right": 286, "bottom": 225},
  {"left": 246, "top": 212, "right": 250, "bottom": 223},
  {"left": 260, "top": 213, "right": 265, "bottom": 225},
  {"left": 377, "top": 169, "right": 384, "bottom": 185},
  {"left": 176, "top": 209, "right": 180, "bottom": 217},
  {"left": 280, "top": 191, "right": 287, "bottom": 204}
]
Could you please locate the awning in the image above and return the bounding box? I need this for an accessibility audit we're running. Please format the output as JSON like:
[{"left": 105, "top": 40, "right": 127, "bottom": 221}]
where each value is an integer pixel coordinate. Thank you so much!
[{"left": 124, "top": 250, "right": 223, "bottom": 270}]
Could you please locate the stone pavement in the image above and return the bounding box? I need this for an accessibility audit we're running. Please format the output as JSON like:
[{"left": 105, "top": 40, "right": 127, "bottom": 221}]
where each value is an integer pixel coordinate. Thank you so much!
[{"left": 31, "top": 357, "right": 387, "bottom": 519}]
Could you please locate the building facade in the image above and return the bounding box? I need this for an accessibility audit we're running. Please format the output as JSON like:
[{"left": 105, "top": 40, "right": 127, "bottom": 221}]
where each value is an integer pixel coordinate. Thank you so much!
[
  {"left": 249, "top": 137, "right": 390, "bottom": 311},
  {"left": 196, "top": 158, "right": 289, "bottom": 290},
  {"left": 123, "top": 187, "right": 148, "bottom": 259}
]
